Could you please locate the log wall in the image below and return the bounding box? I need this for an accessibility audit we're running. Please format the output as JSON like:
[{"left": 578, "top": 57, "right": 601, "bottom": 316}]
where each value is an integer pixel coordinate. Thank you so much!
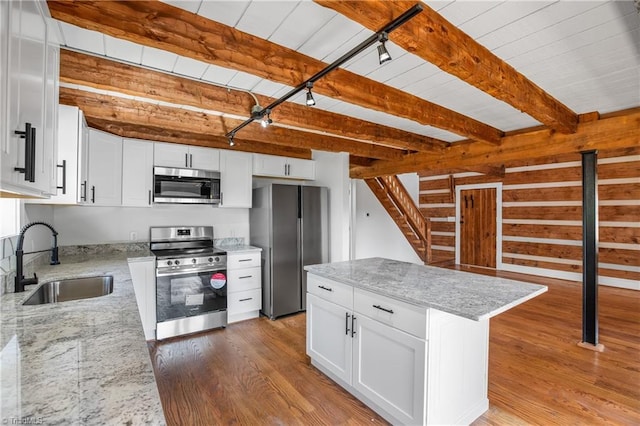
[{"left": 418, "top": 147, "right": 639, "bottom": 290}]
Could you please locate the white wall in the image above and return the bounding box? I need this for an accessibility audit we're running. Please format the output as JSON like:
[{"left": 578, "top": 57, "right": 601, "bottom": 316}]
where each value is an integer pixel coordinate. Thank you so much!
[
  {"left": 312, "top": 151, "right": 350, "bottom": 262},
  {"left": 52, "top": 204, "right": 249, "bottom": 246},
  {"left": 353, "top": 173, "right": 422, "bottom": 264}
]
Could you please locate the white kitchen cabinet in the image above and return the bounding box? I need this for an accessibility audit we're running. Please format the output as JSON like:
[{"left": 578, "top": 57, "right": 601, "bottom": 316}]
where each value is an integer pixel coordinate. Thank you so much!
[
  {"left": 219, "top": 150, "right": 252, "bottom": 208},
  {"left": 27, "top": 105, "right": 86, "bottom": 204},
  {"left": 128, "top": 257, "right": 156, "bottom": 340},
  {"left": 227, "top": 250, "right": 262, "bottom": 323},
  {"left": 154, "top": 142, "right": 219, "bottom": 171},
  {"left": 252, "top": 154, "right": 315, "bottom": 180},
  {"left": 1, "top": 0, "right": 57, "bottom": 197},
  {"left": 41, "top": 37, "right": 59, "bottom": 195},
  {"left": 122, "top": 138, "right": 153, "bottom": 207},
  {"left": 87, "top": 129, "right": 122, "bottom": 206},
  {"left": 306, "top": 273, "right": 489, "bottom": 425},
  {"left": 353, "top": 314, "right": 427, "bottom": 424},
  {"left": 307, "top": 293, "right": 353, "bottom": 384}
]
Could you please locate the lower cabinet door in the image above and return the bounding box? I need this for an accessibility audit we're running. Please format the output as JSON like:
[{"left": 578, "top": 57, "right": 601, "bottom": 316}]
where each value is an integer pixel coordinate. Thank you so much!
[
  {"left": 352, "top": 314, "right": 427, "bottom": 425},
  {"left": 306, "top": 293, "right": 352, "bottom": 385}
]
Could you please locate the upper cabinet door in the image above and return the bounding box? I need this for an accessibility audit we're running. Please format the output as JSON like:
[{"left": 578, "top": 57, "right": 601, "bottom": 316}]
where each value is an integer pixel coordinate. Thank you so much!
[
  {"left": 153, "top": 142, "right": 188, "bottom": 168},
  {"left": 122, "top": 138, "right": 153, "bottom": 207},
  {"left": 87, "top": 129, "right": 122, "bottom": 206},
  {"left": 287, "top": 158, "right": 315, "bottom": 180},
  {"left": 219, "top": 150, "right": 251, "bottom": 208},
  {"left": 1, "top": 0, "right": 49, "bottom": 196},
  {"left": 188, "top": 145, "right": 219, "bottom": 171}
]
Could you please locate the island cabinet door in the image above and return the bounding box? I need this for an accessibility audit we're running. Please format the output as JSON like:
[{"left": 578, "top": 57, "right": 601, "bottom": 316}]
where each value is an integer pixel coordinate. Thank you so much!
[
  {"left": 306, "top": 293, "right": 352, "bottom": 384},
  {"left": 352, "top": 314, "right": 427, "bottom": 425}
]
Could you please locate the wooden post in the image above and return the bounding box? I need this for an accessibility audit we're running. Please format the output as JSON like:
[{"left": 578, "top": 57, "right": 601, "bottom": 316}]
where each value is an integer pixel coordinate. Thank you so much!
[{"left": 578, "top": 150, "right": 604, "bottom": 352}]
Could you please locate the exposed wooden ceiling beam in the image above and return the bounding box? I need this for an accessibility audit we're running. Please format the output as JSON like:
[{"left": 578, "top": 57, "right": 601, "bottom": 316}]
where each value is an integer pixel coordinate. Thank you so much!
[
  {"left": 60, "top": 87, "right": 406, "bottom": 160},
  {"left": 316, "top": 0, "right": 579, "bottom": 134},
  {"left": 48, "top": 0, "right": 503, "bottom": 144},
  {"left": 351, "top": 108, "right": 640, "bottom": 178},
  {"left": 60, "top": 49, "right": 447, "bottom": 153},
  {"left": 87, "top": 118, "right": 313, "bottom": 159}
]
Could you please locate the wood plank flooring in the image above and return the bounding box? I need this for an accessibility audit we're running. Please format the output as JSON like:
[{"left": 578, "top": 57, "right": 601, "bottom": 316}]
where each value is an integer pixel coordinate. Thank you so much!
[{"left": 148, "top": 270, "right": 640, "bottom": 425}]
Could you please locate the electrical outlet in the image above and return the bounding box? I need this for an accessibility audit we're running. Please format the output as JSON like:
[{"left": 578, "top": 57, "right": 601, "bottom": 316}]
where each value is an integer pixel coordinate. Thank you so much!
[{"left": 129, "top": 231, "right": 137, "bottom": 241}]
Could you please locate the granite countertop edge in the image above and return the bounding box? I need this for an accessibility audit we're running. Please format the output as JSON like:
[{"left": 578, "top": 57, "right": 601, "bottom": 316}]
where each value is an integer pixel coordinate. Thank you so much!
[
  {"left": 216, "top": 244, "right": 262, "bottom": 253},
  {"left": 0, "top": 249, "right": 165, "bottom": 425},
  {"left": 305, "top": 257, "right": 548, "bottom": 321}
]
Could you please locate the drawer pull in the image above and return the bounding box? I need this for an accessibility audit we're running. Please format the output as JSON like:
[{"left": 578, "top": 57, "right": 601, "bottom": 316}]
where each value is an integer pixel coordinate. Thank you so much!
[
  {"left": 238, "top": 275, "right": 253, "bottom": 279},
  {"left": 318, "top": 285, "right": 333, "bottom": 292},
  {"left": 345, "top": 312, "right": 350, "bottom": 335},
  {"left": 373, "top": 304, "right": 394, "bottom": 314},
  {"left": 238, "top": 259, "right": 252, "bottom": 262},
  {"left": 239, "top": 297, "right": 253, "bottom": 302}
]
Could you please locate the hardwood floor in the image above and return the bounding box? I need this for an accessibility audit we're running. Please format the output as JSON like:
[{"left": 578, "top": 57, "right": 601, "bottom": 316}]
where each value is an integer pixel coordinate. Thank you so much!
[{"left": 148, "top": 271, "right": 640, "bottom": 425}]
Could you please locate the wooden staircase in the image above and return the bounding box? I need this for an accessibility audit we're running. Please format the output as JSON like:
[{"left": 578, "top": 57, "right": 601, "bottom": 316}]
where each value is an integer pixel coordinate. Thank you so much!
[{"left": 364, "top": 176, "right": 432, "bottom": 264}]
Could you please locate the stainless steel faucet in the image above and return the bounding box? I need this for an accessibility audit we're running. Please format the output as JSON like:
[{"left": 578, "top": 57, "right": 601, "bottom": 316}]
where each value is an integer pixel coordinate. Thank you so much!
[{"left": 14, "top": 222, "right": 60, "bottom": 292}]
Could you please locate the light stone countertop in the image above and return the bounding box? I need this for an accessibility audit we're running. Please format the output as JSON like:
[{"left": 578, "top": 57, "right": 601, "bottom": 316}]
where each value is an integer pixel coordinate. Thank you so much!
[
  {"left": 216, "top": 244, "right": 262, "bottom": 254},
  {"left": 0, "top": 251, "right": 165, "bottom": 425},
  {"left": 304, "top": 257, "right": 548, "bottom": 321}
]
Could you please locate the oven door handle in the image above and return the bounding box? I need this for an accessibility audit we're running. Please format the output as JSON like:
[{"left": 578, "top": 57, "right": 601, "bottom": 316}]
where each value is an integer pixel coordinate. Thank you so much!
[{"left": 156, "top": 267, "right": 225, "bottom": 277}]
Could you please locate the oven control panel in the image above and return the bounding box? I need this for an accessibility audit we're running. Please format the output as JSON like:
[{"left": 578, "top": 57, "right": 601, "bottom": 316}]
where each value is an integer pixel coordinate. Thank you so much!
[{"left": 157, "top": 255, "right": 227, "bottom": 275}]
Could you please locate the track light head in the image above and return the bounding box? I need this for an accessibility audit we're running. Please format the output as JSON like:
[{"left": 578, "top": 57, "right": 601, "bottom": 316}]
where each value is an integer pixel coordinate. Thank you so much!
[
  {"left": 261, "top": 110, "right": 273, "bottom": 128},
  {"left": 228, "top": 133, "right": 235, "bottom": 146},
  {"left": 378, "top": 32, "right": 391, "bottom": 64},
  {"left": 305, "top": 82, "right": 316, "bottom": 106}
]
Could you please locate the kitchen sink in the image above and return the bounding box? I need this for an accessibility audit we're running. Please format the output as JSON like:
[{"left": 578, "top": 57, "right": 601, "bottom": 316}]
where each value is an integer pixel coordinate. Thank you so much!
[{"left": 22, "top": 276, "right": 114, "bottom": 305}]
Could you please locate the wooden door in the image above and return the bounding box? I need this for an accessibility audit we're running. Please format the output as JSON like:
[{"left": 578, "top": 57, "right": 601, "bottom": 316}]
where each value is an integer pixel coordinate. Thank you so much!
[{"left": 460, "top": 188, "right": 497, "bottom": 268}]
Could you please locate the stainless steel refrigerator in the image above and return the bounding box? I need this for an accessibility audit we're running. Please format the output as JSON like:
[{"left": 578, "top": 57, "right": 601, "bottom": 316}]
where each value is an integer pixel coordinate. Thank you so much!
[{"left": 250, "top": 184, "right": 329, "bottom": 320}]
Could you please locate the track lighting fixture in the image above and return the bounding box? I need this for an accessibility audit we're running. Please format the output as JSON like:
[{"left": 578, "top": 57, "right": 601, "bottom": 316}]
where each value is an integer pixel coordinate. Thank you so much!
[
  {"left": 377, "top": 32, "right": 391, "bottom": 65},
  {"left": 224, "top": 4, "right": 423, "bottom": 142},
  {"left": 305, "top": 82, "right": 316, "bottom": 106},
  {"left": 261, "top": 109, "right": 273, "bottom": 127}
]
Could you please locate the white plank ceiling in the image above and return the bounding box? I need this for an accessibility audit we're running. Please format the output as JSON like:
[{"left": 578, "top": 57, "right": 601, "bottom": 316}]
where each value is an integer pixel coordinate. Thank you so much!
[{"left": 54, "top": 0, "right": 640, "bottom": 144}]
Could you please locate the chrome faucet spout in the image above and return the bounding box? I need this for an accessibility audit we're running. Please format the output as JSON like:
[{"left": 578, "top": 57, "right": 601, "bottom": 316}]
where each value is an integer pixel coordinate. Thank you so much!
[{"left": 14, "top": 222, "right": 60, "bottom": 293}]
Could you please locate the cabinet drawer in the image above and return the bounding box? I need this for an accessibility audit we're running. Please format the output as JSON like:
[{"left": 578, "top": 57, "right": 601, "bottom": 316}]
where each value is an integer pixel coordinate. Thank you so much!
[
  {"left": 354, "top": 288, "right": 428, "bottom": 340},
  {"left": 307, "top": 274, "right": 353, "bottom": 309},
  {"left": 228, "top": 266, "right": 261, "bottom": 292},
  {"left": 227, "top": 252, "right": 261, "bottom": 269},
  {"left": 228, "top": 289, "right": 261, "bottom": 314}
]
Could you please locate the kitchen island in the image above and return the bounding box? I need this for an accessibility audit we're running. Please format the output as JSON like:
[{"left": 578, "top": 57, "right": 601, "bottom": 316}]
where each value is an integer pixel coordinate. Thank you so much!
[
  {"left": 305, "top": 257, "right": 547, "bottom": 425},
  {"left": 0, "top": 249, "right": 165, "bottom": 425}
]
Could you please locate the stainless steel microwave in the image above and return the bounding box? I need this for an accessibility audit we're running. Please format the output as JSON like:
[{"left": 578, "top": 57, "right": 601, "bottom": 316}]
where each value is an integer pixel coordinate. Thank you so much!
[{"left": 153, "top": 167, "right": 221, "bottom": 204}]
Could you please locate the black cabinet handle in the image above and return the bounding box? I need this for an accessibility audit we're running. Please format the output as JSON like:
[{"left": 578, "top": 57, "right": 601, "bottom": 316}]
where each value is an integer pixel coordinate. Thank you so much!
[
  {"left": 351, "top": 315, "right": 356, "bottom": 337},
  {"left": 91, "top": 186, "right": 95, "bottom": 203},
  {"left": 238, "top": 259, "right": 252, "bottom": 262},
  {"left": 28, "top": 126, "right": 36, "bottom": 182},
  {"left": 56, "top": 160, "right": 67, "bottom": 194},
  {"left": 148, "top": 190, "right": 152, "bottom": 205},
  {"left": 345, "top": 312, "right": 350, "bottom": 335},
  {"left": 239, "top": 297, "right": 253, "bottom": 302},
  {"left": 373, "top": 304, "right": 394, "bottom": 314},
  {"left": 238, "top": 275, "right": 252, "bottom": 279},
  {"left": 14, "top": 122, "right": 35, "bottom": 182},
  {"left": 185, "top": 153, "right": 189, "bottom": 168},
  {"left": 80, "top": 180, "right": 87, "bottom": 201},
  {"left": 190, "top": 153, "right": 193, "bottom": 168},
  {"left": 318, "top": 285, "right": 333, "bottom": 292}
]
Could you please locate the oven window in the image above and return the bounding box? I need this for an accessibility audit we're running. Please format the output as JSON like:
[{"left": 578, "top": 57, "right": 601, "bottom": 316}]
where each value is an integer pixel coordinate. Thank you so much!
[
  {"left": 155, "top": 176, "right": 212, "bottom": 199},
  {"left": 156, "top": 270, "right": 227, "bottom": 323}
]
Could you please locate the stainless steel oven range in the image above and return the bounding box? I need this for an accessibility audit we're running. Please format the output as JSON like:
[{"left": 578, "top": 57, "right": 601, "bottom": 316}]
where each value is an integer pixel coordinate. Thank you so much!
[{"left": 150, "top": 226, "right": 227, "bottom": 340}]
